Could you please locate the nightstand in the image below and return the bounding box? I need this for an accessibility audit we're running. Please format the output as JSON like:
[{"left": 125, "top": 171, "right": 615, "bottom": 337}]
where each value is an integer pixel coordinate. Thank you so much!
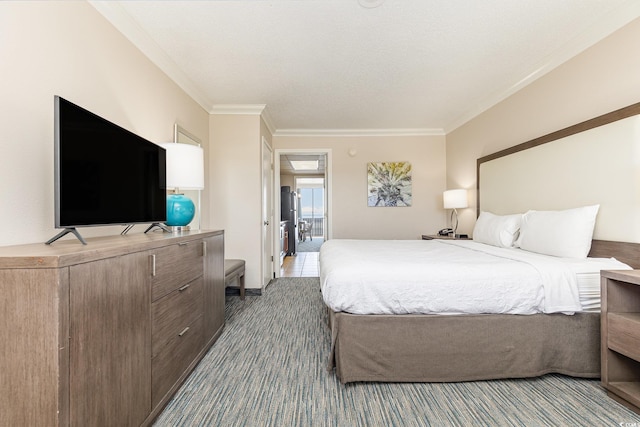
[
  {"left": 601, "top": 269, "right": 640, "bottom": 414},
  {"left": 421, "top": 234, "right": 470, "bottom": 240}
]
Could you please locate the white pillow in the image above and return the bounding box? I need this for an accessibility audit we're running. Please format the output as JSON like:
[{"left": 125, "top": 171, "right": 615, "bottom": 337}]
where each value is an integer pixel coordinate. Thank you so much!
[
  {"left": 472, "top": 211, "right": 522, "bottom": 248},
  {"left": 515, "top": 205, "right": 600, "bottom": 258}
]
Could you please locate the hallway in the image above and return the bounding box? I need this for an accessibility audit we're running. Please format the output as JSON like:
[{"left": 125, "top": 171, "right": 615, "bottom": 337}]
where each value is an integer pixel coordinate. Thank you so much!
[{"left": 280, "top": 252, "right": 319, "bottom": 278}]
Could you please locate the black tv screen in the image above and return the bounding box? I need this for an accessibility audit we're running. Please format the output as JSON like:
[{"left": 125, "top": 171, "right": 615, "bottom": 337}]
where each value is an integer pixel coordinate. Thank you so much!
[{"left": 54, "top": 96, "right": 166, "bottom": 228}]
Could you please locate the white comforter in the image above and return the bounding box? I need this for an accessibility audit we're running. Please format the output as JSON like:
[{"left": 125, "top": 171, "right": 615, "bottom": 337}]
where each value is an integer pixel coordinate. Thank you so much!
[{"left": 319, "top": 239, "right": 629, "bottom": 315}]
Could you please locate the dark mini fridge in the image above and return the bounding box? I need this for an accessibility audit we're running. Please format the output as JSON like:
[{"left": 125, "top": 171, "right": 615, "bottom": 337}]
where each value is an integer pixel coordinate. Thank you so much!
[{"left": 281, "top": 186, "right": 297, "bottom": 255}]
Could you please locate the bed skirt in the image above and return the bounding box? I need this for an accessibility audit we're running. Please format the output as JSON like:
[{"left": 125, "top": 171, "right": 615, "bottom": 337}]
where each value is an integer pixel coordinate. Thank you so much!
[{"left": 327, "top": 309, "right": 600, "bottom": 384}]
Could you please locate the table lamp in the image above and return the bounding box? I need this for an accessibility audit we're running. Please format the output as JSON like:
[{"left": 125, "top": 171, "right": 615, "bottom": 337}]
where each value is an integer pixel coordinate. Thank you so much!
[
  {"left": 443, "top": 189, "right": 468, "bottom": 238},
  {"left": 160, "top": 142, "right": 204, "bottom": 231}
]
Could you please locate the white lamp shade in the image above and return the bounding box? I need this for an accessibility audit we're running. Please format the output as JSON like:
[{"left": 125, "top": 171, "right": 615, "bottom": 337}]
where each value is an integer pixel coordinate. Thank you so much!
[
  {"left": 443, "top": 189, "right": 468, "bottom": 209},
  {"left": 160, "top": 142, "right": 204, "bottom": 190}
]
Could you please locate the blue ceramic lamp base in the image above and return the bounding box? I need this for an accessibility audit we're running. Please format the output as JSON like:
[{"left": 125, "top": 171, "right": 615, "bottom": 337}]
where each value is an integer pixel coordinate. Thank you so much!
[{"left": 166, "top": 194, "right": 195, "bottom": 230}]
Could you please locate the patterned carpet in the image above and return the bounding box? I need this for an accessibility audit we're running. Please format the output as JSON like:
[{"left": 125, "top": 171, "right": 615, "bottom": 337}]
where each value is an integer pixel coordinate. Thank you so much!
[{"left": 153, "top": 278, "right": 640, "bottom": 426}]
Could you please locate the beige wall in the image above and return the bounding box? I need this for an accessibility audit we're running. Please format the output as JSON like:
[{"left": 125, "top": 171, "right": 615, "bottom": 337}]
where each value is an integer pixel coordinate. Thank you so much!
[
  {"left": 280, "top": 175, "right": 295, "bottom": 190},
  {"left": 279, "top": 172, "right": 324, "bottom": 191},
  {"left": 446, "top": 16, "right": 640, "bottom": 237},
  {"left": 0, "top": 2, "right": 208, "bottom": 246},
  {"left": 273, "top": 135, "right": 447, "bottom": 240},
  {"left": 209, "top": 114, "right": 269, "bottom": 289}
]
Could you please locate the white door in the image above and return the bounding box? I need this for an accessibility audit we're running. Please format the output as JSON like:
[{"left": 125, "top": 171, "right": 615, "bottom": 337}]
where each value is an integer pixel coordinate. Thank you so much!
[{"left": 261, "top": 138, "right": 274, "bottom": 287}]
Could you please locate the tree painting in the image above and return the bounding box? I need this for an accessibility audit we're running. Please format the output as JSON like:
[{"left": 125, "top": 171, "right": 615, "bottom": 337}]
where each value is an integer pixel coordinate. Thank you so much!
[{"left": 367, "top": 162, "right": 412, "bottom": 207}]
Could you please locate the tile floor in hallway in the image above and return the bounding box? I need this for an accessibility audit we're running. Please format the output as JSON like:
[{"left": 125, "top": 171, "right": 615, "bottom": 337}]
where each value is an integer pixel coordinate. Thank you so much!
[{"left": 280, "top": 252, "right": 319, "bottom": 277}]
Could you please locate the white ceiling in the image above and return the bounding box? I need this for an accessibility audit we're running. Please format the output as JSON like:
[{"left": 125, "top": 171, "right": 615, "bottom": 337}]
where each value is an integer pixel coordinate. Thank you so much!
[{"left": 91, "top": 0, "right": 640, "bottom": 135}]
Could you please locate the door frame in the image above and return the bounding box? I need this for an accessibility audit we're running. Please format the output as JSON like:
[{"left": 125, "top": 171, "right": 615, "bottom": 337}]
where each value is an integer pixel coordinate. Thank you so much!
[
  {"left": 261, "top": 137, "right": 275, "bottom": 287},
  {"left": 273, "top": 148, "right": 332, "bottom": 278}
]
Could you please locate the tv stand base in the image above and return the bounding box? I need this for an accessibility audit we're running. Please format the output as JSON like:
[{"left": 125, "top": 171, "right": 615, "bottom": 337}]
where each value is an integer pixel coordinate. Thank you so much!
[
  {"left": 45, "top": 228, "right": 87, "bottom": 245},
  {"left": 144, "top": 223, "right": 171, "bottom": 234}
]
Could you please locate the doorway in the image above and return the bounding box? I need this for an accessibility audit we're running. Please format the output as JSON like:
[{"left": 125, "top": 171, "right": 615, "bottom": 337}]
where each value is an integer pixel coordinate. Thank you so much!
[
  {"left": 274, "top": 149, "right": 331, "bottom": 278},
  {"left": 295, "top": 177, "right": 325, "bottom": 252},
  {"left": 261, "top": 137, "right": 274, "bottom": 287}
]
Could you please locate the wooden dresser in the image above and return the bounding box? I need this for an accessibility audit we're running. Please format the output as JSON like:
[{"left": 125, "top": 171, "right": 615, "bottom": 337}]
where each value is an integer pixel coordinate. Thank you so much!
[{"left": 0, "top": 230, "right": 225, "bottom": 426}]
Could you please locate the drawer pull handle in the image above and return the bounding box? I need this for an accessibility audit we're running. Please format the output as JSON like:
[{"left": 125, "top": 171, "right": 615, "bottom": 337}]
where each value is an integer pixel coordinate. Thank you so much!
[
  {"left": 150, "top": 254, "right": 156, "bottom": 277},
  {"left": 202, "top": 241, "right": 207, "bottom": 257},
  {"left": 178, "top": 327, "right": 190, "bottom": 337},
  {"left": 179, "top": 242, "right": 188, "bottom": 246},
  {"left": 178, "top": 284, "right": 190, "bottom": 292}
]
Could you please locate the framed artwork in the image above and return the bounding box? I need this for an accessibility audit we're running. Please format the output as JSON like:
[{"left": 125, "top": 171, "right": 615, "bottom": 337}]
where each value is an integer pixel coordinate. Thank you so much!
[
  {"left": 173, "top": 124, "right": 203, "bottom": 230},
  {"left": 367, "top": 162, "right": 412, "bottom": 207}
]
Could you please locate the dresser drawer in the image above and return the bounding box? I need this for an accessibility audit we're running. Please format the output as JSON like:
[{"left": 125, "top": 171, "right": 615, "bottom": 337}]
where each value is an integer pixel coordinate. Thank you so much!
[
  {"left": 152, "top": 241, "right": 204, "bottom": 301},
  {"left": 152, "top": 277, "right": 204, "bottom": 357},
  {"left": 152, "top": 315, "right": 203, "bottom": 408}
]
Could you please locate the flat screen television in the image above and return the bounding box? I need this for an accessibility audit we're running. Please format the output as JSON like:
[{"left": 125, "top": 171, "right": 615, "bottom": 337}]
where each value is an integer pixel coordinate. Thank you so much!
[{"left": 48, "top": 96, "right": 166, "bottom": 244}]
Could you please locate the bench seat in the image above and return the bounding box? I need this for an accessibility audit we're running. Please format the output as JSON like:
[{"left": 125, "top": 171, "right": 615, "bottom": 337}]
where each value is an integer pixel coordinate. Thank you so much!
[{"left": 224, "top": 259, "right": 246, "bottom": 300}]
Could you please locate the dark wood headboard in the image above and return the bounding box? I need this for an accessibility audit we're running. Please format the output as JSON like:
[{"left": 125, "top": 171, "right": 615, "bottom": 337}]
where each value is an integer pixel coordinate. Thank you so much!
[
  {"left": 476, "top": 102, "right": 640, "bottom": 269},
  {"left": 476, "top": 101, "right": 640, "bottom": 215},
  {"left": 589, "top": 240, "right": 640, "bottom": 269}
]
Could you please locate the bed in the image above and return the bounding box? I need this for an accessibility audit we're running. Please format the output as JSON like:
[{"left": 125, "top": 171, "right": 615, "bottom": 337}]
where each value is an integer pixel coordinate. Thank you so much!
[
  {"left": 321, "top": 102, "right": 640, "bottom": 384},
  {"left": 321, "top": 237, "right": 633, "bottom": 383}
]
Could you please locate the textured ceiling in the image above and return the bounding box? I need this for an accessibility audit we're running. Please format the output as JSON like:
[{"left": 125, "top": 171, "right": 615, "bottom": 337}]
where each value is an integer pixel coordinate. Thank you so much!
[{"left": 91, "top": 0, "right": 640, "bottom": 134}]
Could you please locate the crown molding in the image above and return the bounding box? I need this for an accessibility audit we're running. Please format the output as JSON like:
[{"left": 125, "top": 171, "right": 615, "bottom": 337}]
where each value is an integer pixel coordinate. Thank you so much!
[
  {"left": 210, "top": 104, "right": 276, "bottom": 135},
  {"left": 210, "top": 104, "right": 266, "bottom": 115},
  {"left": 444, "top": 0, "right": 640, "bottom": 133},
  {"left": 260, "top": 107, "right": 276, "bottom": 135},
  {"left": 89, "top": 1, "right": 213, "bottom": 112},
  {"left": 273, "top": 128, "right": 445, "bottom": 137}
]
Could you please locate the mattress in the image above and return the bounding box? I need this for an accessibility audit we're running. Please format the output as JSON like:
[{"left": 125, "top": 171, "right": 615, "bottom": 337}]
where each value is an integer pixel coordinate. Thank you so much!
[
  {"left": 576, "top": 273, "right": 602, "bottom": 312},
  {"left": 569, "top": 255, "right": 633, "bottom": 311},
  {"left": 319, "top": 239, "right": 631, "bottom": 315}
]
